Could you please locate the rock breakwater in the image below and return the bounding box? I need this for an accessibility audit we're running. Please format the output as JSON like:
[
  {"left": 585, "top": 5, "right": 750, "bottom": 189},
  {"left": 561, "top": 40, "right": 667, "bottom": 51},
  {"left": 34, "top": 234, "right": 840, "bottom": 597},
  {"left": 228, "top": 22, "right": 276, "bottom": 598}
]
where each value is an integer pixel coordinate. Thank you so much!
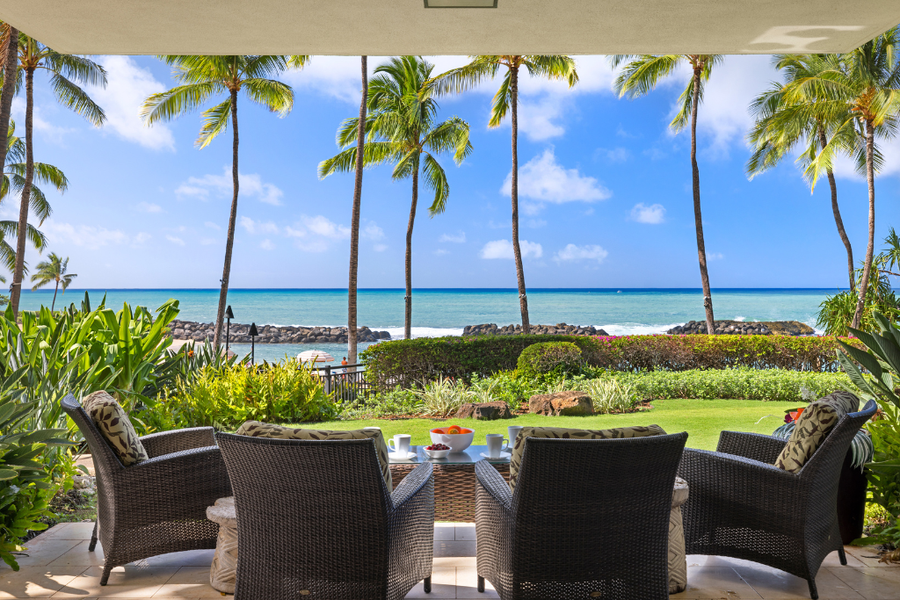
[
  {"left": 463, "top": 323, "right": 610, "bottom": 336},
  {"left": 667, "top": 320, "right": 815, "bottom": 336},
  {"left": 168, "top": 320, "right": 391, "bottom": 344}
]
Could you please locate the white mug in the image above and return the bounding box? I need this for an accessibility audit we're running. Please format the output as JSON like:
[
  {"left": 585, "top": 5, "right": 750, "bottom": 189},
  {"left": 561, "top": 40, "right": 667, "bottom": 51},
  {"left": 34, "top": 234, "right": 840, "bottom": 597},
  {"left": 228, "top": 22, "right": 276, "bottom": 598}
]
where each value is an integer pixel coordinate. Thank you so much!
[
  {"left": 507, "top": 426, "right": 524, "bottom": 449},
  {"left": 388, "top": 434, "right": 411, "bottom": 455},
  {"left": 486, "top": 434, "right": 509, "bottom": 459}
]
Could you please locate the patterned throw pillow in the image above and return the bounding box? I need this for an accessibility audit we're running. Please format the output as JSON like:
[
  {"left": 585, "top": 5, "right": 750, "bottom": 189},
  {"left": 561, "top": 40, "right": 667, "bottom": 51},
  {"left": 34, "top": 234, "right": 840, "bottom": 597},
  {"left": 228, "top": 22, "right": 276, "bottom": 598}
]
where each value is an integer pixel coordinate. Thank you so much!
[
  {"left": 774, "top": 391, "right": 860, "bottom": 473},
  {"left": 508, "top": 425, "right": 667, "bottom": 491},
  {"left": 235, "top": 421, "right": 392, "bottom": 489},
  {"left": 82, "top": 391, "right": 149, "bottom": 466}
]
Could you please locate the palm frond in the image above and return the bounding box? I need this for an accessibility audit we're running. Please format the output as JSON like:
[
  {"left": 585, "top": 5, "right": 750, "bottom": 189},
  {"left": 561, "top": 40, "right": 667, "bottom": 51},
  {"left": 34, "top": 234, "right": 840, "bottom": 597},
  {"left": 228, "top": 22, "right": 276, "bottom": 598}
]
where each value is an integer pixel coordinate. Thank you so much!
[
  {"left": 242, "top": 78, "right": 293, "bottom": 116},
  {"left": 140, "top": 82, "right": 224, "bottom": 125},
  {"left": 422, "top": 152, "right": 449, "bottom": 215},
  {"left": 49, "top": 73, "right": 106, "bottom": 126},
  {"left": 197, "top": 97, "right": 232, "bottom": 149}
]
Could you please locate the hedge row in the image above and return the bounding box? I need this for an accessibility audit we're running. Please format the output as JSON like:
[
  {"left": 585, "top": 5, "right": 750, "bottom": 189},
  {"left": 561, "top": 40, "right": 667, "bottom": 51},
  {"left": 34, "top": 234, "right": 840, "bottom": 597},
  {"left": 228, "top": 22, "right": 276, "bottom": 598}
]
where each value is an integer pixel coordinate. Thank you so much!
[
  {"left": 361, "top": 334, "right": 864, "bottom": 391},
  {"left": 361, "top": 335, "right": 602, "bottom": 391}
]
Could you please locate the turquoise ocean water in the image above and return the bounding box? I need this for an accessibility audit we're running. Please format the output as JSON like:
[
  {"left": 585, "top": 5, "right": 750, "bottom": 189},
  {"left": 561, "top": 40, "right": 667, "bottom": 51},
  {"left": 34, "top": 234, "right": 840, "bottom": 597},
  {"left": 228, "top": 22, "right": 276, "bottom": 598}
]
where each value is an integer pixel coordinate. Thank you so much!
[{"left": 16, "top": 288, "right": 838, "bottom": 364}]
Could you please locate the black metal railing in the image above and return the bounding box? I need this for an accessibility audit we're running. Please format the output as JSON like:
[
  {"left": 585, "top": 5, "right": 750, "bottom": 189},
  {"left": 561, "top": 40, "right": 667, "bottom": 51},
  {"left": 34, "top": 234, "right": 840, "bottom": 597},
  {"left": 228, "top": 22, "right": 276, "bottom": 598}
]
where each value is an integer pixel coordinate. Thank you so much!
[{"left": 314, "top": 363, "right": 373, "bottom": 403}]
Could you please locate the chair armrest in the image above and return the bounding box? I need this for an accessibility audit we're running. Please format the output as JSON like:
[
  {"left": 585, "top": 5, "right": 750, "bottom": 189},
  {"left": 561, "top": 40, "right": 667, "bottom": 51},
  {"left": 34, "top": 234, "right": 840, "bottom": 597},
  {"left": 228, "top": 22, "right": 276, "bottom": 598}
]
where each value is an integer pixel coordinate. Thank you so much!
[
  {"left": 475, "top": 459, "right": 512, "bottom": 512},
  {"left": 716, "top": 431, "right": 787, "bottom": 464},
  {"left": 140, "top": 427, "right": 217, "bottom": 458},
  {"left": 391, "top": 462, "right": 433, "bottom": 511}
]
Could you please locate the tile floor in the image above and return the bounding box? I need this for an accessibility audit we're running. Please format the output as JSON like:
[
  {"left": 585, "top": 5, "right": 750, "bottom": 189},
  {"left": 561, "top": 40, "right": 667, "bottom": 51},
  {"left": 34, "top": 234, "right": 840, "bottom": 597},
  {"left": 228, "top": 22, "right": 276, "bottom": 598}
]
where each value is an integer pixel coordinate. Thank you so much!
[{"left": 2, "top": 522, "right": 899, "bottom": 599}]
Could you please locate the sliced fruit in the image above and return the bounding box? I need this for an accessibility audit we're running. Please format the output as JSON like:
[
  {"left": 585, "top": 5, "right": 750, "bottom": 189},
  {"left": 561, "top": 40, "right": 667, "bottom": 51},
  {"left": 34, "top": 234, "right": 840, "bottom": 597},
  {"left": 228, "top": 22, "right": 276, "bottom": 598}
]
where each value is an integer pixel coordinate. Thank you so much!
[{"left": 447, "top": 425, "right": 462, "bottom": 435}]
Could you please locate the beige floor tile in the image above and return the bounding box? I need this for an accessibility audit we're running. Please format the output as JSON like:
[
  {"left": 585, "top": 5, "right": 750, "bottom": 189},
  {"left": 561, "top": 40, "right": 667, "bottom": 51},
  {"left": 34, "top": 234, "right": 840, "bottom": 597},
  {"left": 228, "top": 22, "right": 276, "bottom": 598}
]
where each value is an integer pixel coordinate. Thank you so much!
[
  {"left": 149, "top": 566, "right": 224, "bottom": 598},
  {"left": 47, "top": 542, "right": 105, "bottom": 568},
  {"left": 404, "top": 568, "right": 455, "bottom": 599},
  {"left": 434, "top": 524, "right": 455, "bottom": 541},
  {"left": 434, "top": 557, "right": 476, "bottom": 569},
  {"left": 0, "top": 541, "right": 81, "bottom": 570},
  {"left": 0, "top": 567, "right": 84, "bottom": 599},
  {"left": 455, "top": 526, "right": 476, "bottom": 541},
  {"left": 672, "top": 566, "right": 762, "bottom": 599},
  {"left": 434, "top": 541, "right": 476, "bottom": 558},
  {"left": 734, "top": 564, "right": 862, "bottom": 599},
  {"left": 822, "top": 550, "right": 866, "bottom": 569},
  {"left": 455, "top": 567, "right": 499, "bottom": 599},
  {"left": 51, "top": 566, "right": 177, "bottom": 598},
  {"left": 828, "top": 566, "right": 900, "bottom": 600},
  {"left": 37, "top": 524, "right": 96, "bottom": 542}
]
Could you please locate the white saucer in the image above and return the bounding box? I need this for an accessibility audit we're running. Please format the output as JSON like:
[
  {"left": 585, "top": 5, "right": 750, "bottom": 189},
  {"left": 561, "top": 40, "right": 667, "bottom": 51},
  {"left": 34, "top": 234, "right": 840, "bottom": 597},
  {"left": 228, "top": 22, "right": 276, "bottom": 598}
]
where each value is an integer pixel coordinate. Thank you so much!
[
  {"left": 389, "top": 451, "right": 418, "bottom": 460},
  {"left": 480, "top": 451, "right": 511, "bottom": 460}
]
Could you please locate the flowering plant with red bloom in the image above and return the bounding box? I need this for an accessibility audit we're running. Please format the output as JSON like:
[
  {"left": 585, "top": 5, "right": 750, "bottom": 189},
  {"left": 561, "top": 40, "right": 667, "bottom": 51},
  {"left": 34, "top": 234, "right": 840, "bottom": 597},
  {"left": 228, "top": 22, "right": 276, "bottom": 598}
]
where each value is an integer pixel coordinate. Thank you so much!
[{"left": 784, "top": 407, "right": 804, "bottom": 424}]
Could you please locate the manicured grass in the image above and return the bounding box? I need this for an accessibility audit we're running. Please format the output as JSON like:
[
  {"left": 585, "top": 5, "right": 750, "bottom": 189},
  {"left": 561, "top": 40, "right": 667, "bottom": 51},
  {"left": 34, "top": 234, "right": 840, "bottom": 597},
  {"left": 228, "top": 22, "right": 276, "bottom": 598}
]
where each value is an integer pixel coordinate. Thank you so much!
[{"left": 300, "top": 398, "right": 799, "bottom": 451}]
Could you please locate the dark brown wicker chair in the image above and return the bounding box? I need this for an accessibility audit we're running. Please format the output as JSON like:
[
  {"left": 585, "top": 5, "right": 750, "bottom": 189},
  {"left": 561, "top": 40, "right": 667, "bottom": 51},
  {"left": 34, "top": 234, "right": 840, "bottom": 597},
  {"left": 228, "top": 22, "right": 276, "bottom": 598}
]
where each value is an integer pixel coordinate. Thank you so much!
[
  {"left": 216, "top": 432, "right": 435, "bottom": 600},
  {"left": 677, "top": 399, "right": 877, "bottom": 600},
  {"left": 61, "top": 394, "right": 231, "bottom": 585},
  {"left": 474, "top": 432, "right": 688, "bottom": 600}
]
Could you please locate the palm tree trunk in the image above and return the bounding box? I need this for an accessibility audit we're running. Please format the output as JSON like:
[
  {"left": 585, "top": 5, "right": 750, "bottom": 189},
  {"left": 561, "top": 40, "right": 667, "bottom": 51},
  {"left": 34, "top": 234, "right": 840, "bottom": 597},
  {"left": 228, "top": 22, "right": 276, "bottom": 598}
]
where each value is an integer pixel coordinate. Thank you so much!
[
  {"left": 404, "top": 157, "right": 419, "bottom": 340},
  {"left": 0, "top": 26, "right": 18, "bottom": 180},
  {"left": 690, "top": 63, "right": 715, "bottom": 335},
  {"left": 213, "top": 90, "right": 240, "bottom": 349},
  {"left": 851, "top": 120, "right": 876, "bottom": 330},
  {"left": 818, "top": 127, "right": 854, "bottom": 292},
  {"left": 51, "top": 279, "right": 58, "bottom": 312},
  {"left": 9, "top": 66, "right": 34, "bottom": 317},
  {"left": 509, "top": 65, "right": 530, "bottom": 334},
  {"left": 348, "top": 56, "right": 367, "bottom": 365}
]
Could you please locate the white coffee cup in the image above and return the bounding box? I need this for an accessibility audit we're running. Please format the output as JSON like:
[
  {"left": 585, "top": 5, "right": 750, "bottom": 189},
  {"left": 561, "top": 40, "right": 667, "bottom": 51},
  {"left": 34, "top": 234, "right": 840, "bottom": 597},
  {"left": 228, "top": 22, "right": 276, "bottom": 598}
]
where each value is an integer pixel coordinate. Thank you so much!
[
  {"left": 507, "top": 426, "right": 524, "bottom": 449},
  {"left": 486, "top": 434, "right": 509, "bottom": 458},
  {"left": 388, "top": 434, "right": 411, "bottom": 455}
]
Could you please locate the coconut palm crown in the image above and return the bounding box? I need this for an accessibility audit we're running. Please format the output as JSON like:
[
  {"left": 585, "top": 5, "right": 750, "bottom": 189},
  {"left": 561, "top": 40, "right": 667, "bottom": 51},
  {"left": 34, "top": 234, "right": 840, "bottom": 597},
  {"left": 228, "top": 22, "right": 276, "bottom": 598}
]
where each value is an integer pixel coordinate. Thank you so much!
[
  {"left": 429, "top": 55, "right": 578, "bottom": 334},
  {"left": 320, "top": 56, "right": 472, "bottom": 340},
  {"left": 141, "top": 54, "right": 307, "bottom": 348},
  {"left": 30, "top": 252, "right": 76, "bottom": 311}
]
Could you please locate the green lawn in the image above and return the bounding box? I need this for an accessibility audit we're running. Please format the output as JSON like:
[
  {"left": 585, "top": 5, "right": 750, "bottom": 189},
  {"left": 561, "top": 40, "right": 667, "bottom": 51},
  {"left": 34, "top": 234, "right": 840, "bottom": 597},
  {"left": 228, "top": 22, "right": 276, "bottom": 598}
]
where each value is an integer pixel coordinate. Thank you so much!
[{"left": 306, "top": 399, "right": 799, "bottom": 450}]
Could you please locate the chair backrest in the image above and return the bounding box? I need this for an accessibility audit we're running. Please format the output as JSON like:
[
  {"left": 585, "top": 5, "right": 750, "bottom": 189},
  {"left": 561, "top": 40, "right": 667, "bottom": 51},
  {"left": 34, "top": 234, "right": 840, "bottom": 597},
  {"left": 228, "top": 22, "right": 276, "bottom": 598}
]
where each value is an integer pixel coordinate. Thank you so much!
[
  {"left": 511, "top": 433, "right": 688, "bottom": 593},
  {"left": 216, "top": 433, "right": 393, "bottom": 597},
  {"left": 61, "top": 393, "right": 125, "bottom": 477}
]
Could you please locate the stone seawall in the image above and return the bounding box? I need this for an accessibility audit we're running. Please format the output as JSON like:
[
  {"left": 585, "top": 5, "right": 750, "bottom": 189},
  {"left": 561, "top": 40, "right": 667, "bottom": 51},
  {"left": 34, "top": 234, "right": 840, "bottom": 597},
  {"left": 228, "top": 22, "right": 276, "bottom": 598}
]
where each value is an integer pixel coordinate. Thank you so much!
[
  {"left": 667, "top": 320, "right": 816, "bottom": 336},
  {"left": 168, "top": 320, "right": 391, "bottom": 344},
  {"left": 463, "top": 323, "right": 610, "bottom": 336}
]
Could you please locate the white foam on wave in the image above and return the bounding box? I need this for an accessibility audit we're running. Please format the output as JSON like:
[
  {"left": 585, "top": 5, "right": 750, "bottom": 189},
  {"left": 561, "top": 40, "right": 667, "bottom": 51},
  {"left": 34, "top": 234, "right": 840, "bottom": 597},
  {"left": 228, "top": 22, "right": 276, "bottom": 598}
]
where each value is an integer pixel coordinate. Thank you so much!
[
  {"left": 597, "top": 323, "right": 685, "bottom": 336},
  {"left": 382, "top": 326, "right": 465, "bottom": 339},
  {"left": 734, "top": 316, "right": 745, "bottom": 322}
]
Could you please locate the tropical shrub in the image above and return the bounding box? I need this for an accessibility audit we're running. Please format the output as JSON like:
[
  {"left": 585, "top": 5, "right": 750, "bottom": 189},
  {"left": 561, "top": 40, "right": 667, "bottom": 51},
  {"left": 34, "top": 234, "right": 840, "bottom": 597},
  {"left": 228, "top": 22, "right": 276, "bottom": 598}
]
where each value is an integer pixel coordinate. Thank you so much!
[
  {"left": 517, "top": 342, "right": 583, "bottom": 380},
  {"left": 340, "top": 387, "right": 420, "bottom": 420},
  {"left": 575, "top": 378, "right": 639, "bottom": 414},
  {"left": 413, "top": 377, "right": 474, "bottom": 418},
  {"left": 160, "top": 361, "right": 335, "bottom": 431},
  {"left": 361, "top": 334, "right": 603, "bottom": 391}
]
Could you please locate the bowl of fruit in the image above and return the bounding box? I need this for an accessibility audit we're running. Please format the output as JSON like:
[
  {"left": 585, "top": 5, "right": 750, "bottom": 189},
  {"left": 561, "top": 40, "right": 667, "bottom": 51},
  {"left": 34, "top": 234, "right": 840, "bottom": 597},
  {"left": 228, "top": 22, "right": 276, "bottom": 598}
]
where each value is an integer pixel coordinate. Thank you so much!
[
  {"left": 423, "top": 443, "right": 451, "bottom": 459},
  {"left": 430, "top": 425, "right": 475, "bottom": 453}
]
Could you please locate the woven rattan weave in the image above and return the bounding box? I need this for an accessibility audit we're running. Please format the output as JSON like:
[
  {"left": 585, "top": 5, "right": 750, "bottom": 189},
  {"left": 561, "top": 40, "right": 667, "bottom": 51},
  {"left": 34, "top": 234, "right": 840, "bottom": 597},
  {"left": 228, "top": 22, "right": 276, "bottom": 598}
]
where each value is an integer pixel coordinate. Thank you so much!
[
  {"left": 392, "top": 462, "right": 510, "bottom": 522},
  {"left": 474, "top": 433, "right": 688, "bottom": 600},
  {"left": 678, "top": 399, "right": 877, "bottom": 600},
  {"left": 61, "top": 394, "right": 232, "bottom": 586},
  {"left": 217, "top": 433, "right": 435, "bottom": 600}
]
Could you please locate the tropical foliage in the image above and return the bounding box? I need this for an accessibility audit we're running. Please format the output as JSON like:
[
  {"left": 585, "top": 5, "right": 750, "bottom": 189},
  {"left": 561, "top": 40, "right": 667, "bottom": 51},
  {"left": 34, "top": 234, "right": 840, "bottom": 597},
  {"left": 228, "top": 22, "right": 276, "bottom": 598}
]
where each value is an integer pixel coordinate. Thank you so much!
[{"left": 30, "top": 252, "right": 76, "bottom": 310}]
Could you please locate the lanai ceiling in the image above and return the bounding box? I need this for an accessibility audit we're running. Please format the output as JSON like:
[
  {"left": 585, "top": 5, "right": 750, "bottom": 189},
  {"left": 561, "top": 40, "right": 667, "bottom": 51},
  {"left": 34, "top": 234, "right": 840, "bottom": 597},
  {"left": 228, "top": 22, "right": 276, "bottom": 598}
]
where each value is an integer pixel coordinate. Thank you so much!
[{"left": 0, "top": 1, "right": 897, "bottom": 56}]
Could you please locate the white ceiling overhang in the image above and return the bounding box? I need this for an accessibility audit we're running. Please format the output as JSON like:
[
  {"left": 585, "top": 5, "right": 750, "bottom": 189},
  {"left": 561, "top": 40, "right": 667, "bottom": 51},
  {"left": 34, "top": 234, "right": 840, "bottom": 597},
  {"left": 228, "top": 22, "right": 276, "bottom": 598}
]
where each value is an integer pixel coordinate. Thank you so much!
[{"left": 0, "top": 1, "right": 897, "bottom": 56}]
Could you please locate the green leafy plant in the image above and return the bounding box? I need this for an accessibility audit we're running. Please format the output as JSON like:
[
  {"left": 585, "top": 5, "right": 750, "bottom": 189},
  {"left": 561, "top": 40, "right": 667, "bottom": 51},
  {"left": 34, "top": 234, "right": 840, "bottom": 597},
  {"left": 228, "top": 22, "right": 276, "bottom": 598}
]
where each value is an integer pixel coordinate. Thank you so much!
[
  {"left": 516, "top": 342, "right": 583, "bottom": 380},
  {"left": 413, "top": 377, "right": 473, "bottom": 418},
  {"left": 340, "top": 387, "right": 421, "bottom": 420},
  {"left": 576, "top": 378, "right": 639, "bottom": 414}
]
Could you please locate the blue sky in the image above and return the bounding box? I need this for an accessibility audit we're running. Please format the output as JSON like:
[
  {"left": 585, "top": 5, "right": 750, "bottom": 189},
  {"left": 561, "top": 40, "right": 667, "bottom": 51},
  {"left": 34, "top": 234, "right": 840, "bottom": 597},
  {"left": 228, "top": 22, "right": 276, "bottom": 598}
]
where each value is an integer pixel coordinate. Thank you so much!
[{"left": 3, "top": 54, "right": 899, "bottom": 290}]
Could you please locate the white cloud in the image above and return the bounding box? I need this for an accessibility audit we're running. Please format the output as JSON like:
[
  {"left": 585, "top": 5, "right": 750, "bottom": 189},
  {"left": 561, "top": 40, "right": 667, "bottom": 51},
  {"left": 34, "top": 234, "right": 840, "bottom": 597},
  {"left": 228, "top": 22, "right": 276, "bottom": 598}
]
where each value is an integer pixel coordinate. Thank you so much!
[
  {"left": 554, "top": 244, "right": 609, "bottom": 264},
  {"left": 133, "top": 232, "right": 151, "bottom": 244},
  {"left": 285, "top": 215, "right": 352, "bottom": 252},
  {"left": 204, "top": 221, "right": 221, "bottom": 230},
  {"left": 200, "top": 237, "right": 217, "bottom": 246},
  {"left": 596, "top": 147, "right": 631, "bottom": 163},
  {"left": 137, "top": 202, "right": 163, "bottom": 213},
  {"left": 480, "top": 239, "right": 543, "bottom": 260},
  {"left": 175, "top": 167, "right": 283, "bottom": 205},
  {"left": 501, "top": 148, "right": 611, "bottom": 212},
  {"left": 440, "top": 231, "right": 466, "bottom": 243},
  {"left": 515, "top": 97, "right": 566, "bottom": 141},
  {"left": 260, "top": 239, "right": 275, "bottom": 250},
  {"left": 239, "top": 216, "right": 279, "bottom": 235},
  {"left": 89, "top": 56, "right": 175, "bottom": 151},
  {"left": 434, "top": 248, "right": 449, "bottom": 256},
  {"left": 374, "top": 243, "right": 388, "bottom": 252},
  {"left": 166, "top": 235, "right": 186, "bottom": 246},
  {"left": 11, "top": 99, "right": 74, "bottom": 144},
  {"left": 708, "top": 252, "right": 725, "bottom": 260},
  {"left": 362, "top": 222, "right": 385, "bottom": 240},
  {"left": 41, "top": 221, "right": 128, "bottom": 250},
  {"left": 630, "top": 203, "right": 666, "bottom": 224},
  {"left": 527, "top": 219, "right": 547, "bottom": 228}
]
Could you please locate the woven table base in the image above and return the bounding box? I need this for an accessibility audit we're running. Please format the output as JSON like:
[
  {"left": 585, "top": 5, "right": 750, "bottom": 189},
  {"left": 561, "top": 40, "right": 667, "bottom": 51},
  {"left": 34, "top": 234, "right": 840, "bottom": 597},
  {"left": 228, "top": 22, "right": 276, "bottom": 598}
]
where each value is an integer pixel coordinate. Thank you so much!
[{"left": 392, "top": 462, "right": 510, "bottom": 522}]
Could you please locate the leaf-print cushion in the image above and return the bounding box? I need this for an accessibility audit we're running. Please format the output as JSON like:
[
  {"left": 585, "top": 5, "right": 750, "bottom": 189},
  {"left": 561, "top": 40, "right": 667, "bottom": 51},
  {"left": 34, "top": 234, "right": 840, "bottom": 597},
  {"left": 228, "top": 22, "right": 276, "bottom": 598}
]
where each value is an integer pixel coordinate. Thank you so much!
[
  {"left": 235, "top": 421, "right": 392, "bottom": 489},
  {"left": 82, "top": 391, "right": 149, "bottom": 466},
  {"left": 774, "top": 391, "right": 860, "bottom": 473},
  {"left": 508, "top": 424, "right": 667, "bottom": 491}
]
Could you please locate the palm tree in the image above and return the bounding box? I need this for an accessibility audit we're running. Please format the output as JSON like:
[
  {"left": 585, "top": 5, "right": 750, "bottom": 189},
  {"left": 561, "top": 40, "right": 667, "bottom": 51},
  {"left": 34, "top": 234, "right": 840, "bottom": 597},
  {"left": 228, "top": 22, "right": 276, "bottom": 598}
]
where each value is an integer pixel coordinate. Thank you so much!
[
  {"left": 346, "top": 56, "right": 367, "bottom": 366},
  {"left": 0, "top": 23, "right": 20, "bottom": 181},
  {"left": 781, "top": 30, "right": 900, "bottom": 329},
  {"left": 0, "top": 119, "right": 61, "bottom": 273},
  {"left": 7, "top": 33, "right": 106, "bottom": 317},
  {"left": 142, "top": 55, "right": 307, "bottom": 348},
  {"left": 30, "top": 252, "right": 76, "bottom": 310},
  {"left": 430, "top": 55, "right": 578, "bottom": 334},
  {"left": 320, "top": 56, "right": 472, "bottom": 340},
  {"left": 747, "top": 55, "right": 856, "bottom": 292},
  {"left": 611, "top": 53, "right": 723, "bottom": 335}
]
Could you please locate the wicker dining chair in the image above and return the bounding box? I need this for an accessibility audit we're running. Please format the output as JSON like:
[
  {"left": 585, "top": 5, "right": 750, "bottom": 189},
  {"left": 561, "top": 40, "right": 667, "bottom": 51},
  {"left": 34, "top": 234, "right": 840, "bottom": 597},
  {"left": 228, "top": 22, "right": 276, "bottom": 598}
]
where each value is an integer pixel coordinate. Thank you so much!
[
  {"left": 677, "top": 399, "right": 877, "bottom": 600},
  {"left": 474, "top": 432, "right": 689, "bottom": 600},
  {"left": 61, "top": 394, "right": 231, "bottom": 585},
  {"left": 216, "top": 433, "right": 435, "bottom": 600}
]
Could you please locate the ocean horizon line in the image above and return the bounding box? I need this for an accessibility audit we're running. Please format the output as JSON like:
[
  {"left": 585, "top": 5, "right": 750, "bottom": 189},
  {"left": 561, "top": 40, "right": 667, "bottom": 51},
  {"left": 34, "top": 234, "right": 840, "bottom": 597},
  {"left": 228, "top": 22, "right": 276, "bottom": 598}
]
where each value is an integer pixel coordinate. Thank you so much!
[{"left": 21, "top": 287, "right": 847, "bottom": 293}]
